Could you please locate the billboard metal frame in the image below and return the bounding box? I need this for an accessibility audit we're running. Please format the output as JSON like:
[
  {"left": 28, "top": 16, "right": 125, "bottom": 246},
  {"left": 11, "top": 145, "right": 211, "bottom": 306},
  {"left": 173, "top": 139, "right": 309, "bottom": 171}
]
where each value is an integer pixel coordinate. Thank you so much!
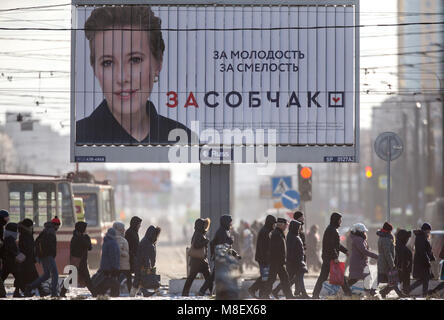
[{"left": 70, "top": 0, "right": 360, "bottom": 163}]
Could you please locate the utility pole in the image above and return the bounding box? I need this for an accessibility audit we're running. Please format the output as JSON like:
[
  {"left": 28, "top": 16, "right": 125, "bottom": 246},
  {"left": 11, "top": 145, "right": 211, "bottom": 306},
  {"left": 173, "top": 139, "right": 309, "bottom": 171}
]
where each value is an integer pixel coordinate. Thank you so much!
[
  {"left": 425, "top": 102, "right": 435, "bottom": 203},
  {"left": 402, "top": 112, "right": 408, "bottom": 219},
  {"left": 414, "top": 103, "right": 421, "bottom": 223}
]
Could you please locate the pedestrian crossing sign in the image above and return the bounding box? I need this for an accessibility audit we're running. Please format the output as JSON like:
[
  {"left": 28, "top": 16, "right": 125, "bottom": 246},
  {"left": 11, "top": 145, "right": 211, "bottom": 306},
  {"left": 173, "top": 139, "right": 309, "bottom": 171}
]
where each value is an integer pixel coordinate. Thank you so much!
[{"left": 271, "top": 176, "right": 292, "bottom": 198}]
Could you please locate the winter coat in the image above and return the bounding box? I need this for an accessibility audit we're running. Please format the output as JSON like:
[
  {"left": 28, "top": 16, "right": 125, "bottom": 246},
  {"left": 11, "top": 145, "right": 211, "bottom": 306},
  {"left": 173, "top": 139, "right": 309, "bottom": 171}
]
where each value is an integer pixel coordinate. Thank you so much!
[
  {"left": 113, "top": 222, "right": 130, "bottom": 271},
  {"left": 349, "top": 232, "right": 378, "bottom": 280},
  {"left": 210, "top": 215, "right": 235, "bottom": 258},
  {"left": 270, "top": 227, "right": 287, "bottom": 266},
  {"left": 412, "top": 230, "right": 435, "bottom": 279},
  {"left": 99, "top": 230, "right": 120, "bottom": 272},
  {"left": 286, "top": 221, "right": 307, "bottom": 273},
  {"left": 254, "top": 215, "right": 276, "bottom": 265},
  {"left": 18, "top": 225, "right": 36, "bottom": 265},
  {"left": 395, "top": 243, "right": 412, "bottom": 281},
  {"left": 137, "top": 226, "right": 157, "bottom": 270},
  {"left": 321, "top": 213, "right": 348, "bottom": 261},
  {"left": 377, "top": 230, "right": 395, "bottom": 276},
  {"left": 0, "top": 214, "right": 7, "bottom": 259},
  {"left": 125, "top": 216, "right": 141, "bottom": 273},
  {"left": 3, "top": 230, "right": 18, "bottom": 267},
  {"left": 38, "top": 222, "right": 57, "bottom": 258},
  {"left": 189, "top": 219, "right": 210, "bottom": 270},
  {"left": 70, "top": 231, "right": 92, "bottom": 260}
]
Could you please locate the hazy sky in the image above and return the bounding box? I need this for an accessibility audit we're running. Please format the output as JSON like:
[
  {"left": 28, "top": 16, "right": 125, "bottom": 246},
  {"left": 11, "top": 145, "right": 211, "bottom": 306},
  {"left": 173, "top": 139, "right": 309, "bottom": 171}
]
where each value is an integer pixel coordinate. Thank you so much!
[{"left": 0, "top": 0, "right": 403, "bottom": 182}]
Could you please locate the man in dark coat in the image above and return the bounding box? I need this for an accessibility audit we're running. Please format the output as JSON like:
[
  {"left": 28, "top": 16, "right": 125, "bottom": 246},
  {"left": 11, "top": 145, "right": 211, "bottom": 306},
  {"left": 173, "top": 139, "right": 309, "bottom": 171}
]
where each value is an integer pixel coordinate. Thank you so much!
[
  {"left": 263, "top": 218, "right": 294, "bottom": 299},
  {"left": 17, "top": 219, "right": 39, "bottom": 297},
  {"left": 200, "top": 215, "right": 240, "bottom": 295},
  {"left": 0, "top": 209, "right": 10, "bottom": 298},
  {"left": 96, "top": 228, "right": 120, "bottom": 297},
  {"left": 125, "top": 216, "right": 142, "bottom": 275},
  {"left": 27, "top": 218, "right": 60, "bottom": 297},
  {"left": 395, "top": 229, "right": 412, "bottom": 295},
  {"left": 1, "top": 223, "right": 22, "bottom": 297},
  {"left": 131, "top": 225, "right": 161, "bottom": 296},
  {"left": 409, "top": 223, "right": 435, "bottom": 297},
  {"left": 182, "top": 218, "right": 211, "bottom": 296},
  {"left": 293, "top": 211, "right": 307, "bottom": 261},
  {"left": 248, "top": 215, "right": 276, "bottom": 298},
  {"left": 60, "top": 221, "right": 94, "bottom": 296},
  {"left": 312, "top": 212, "right": 352, "bottom": 299},
  {"left": 273, "top": 220, "right": 309, "bottom": 298}
]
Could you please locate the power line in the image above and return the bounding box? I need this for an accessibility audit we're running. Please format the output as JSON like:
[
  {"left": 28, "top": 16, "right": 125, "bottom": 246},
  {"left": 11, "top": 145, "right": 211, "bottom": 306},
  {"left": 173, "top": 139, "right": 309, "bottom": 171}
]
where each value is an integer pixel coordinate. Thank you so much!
[
  {"left": 0, "top": 20, "right": 443, "bottom": 31},
  {"left": 0, "top": 4, "right": 70, "bottom": 13}
]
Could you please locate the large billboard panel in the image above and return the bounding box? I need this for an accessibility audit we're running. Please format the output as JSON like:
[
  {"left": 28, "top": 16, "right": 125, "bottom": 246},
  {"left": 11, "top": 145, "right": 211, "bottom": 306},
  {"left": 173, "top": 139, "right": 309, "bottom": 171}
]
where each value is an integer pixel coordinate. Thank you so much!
[{"left": 71, "top": 1, "right": 359, "bottom": 163}]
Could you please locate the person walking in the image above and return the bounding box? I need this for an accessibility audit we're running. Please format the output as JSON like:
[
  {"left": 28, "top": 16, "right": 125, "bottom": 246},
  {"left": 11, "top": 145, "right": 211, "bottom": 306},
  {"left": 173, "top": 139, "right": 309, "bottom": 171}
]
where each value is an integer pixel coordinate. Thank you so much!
[
  {"left": 408, "top": 223, "right": 435, "bottom": 297},
  {"left": 199, "top": 215, "right": 240, "bottom": 296},
  {"left": 262, "top": 218, "right": 294, "bottom": 299},
  {"left": 293, "top": 211, "right": 306, "bottom": 260},
  {"left": 395, "top": 229, "right": 412, "bottom": 295},
  {"left": 26, "top": 217, "right": 61, "bottom": 297},
  {"left": 96, "top": 228, "right": 120, "bottom": 297},
  {"left": 60, "top": 221, "right": 94, "bottom": 297},
  {"left": 377, "top": 222, "right": 406, "bottom": 298},
  {"left": 312, "top": 212, "right": 352, "bottom": 299},
  {"left": 113, "top": 221, "right": 131, "bottom": 294},
  {"left": 272, "top": 220, "right": 309, "bottom": 298},
  {"left": 125, "top": 216, "right": 142, "bottom": 280},
  {"left": 248, "top": 215, "right": 276, "bottom": 299},
  {"left": 131, "top": 225, "right": 161, "bottom": 297},
  {"left": 347, "top": 223, "right": 378, "bottom": 296},
  {"left": 0, "top": 209, "right": 10, "bottom": 298},
  {"left": 306, "top": 224, "right": 322, "bottom": 272},
  {"left": 1, "top": 223, "right": 22, "bottom": 297},
  {"left": 182, "top": 218, "right": 211, "bottom": 296},
  {"left": 17, "top": 219, "right": 39, "bottom": 297},
  {"left": 428, "top": 244, "right": 444, "bottom": 295}
]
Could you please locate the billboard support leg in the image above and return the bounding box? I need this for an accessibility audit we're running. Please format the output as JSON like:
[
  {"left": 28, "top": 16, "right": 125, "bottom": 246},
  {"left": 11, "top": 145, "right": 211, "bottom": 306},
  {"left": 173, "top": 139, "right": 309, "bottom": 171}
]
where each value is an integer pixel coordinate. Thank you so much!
[{"left": 200, "top": 164, "right": 231, "bottom": 242}]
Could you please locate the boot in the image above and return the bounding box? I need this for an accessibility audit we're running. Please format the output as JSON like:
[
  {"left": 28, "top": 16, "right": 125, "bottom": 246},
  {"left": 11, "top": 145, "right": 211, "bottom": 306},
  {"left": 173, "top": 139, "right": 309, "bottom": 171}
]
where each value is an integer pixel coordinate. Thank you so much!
[
  {"left": 130, "top": 286, "right": 139, "bottom": 297},
  {"left": 13, "top": 289, "right": 23, "bottom": 298}
]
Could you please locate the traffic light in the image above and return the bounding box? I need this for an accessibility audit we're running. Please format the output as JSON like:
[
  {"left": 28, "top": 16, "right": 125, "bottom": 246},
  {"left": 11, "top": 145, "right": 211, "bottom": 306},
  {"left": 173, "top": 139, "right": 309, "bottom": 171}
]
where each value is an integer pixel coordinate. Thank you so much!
[
  {"left": 298, "top": 165, "right": 312, "bottom": 201},
  {"left": 365, "top": 166, "right": 373, "bottom": 179}
]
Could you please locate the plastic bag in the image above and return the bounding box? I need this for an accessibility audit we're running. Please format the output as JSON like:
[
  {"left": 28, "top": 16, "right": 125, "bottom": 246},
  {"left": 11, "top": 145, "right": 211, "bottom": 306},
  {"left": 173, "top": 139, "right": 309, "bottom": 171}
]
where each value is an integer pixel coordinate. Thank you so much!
[{"left": 329, "top": 260, "right": 345, "bottom": 285}]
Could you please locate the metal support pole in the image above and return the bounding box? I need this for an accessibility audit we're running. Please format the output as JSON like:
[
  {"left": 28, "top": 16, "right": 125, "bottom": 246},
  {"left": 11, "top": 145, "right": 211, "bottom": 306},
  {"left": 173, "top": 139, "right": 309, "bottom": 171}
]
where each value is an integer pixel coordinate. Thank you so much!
[
  {"left": 387, "top": 139, "right": 391, "bottom": 223},
  {"left": 200, "top": 164, "right": 231, "bottom": 241}
]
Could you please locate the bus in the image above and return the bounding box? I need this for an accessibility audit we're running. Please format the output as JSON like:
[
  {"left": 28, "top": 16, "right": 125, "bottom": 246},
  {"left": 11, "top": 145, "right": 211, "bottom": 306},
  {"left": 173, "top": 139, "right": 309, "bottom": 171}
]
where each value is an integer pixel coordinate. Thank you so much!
[
  {"left": 70, "top": 181, "right": 116, "bottom": 269},
  {"left": 0, "top": 173, "right": 76, "bottom": 274}
]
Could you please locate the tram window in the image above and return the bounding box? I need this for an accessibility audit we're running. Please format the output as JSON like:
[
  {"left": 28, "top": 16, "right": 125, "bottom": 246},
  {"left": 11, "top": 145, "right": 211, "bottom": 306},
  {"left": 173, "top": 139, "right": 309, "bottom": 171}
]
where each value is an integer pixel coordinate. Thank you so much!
[
  {"left": 102, "top": 190, "right": 112, "bottom": 223},
  {"left": 78, "top": 193, "right": 98, "bottom": 226},
  {"left": 8, "top": 191, "right": 21, "bottom": 223},
  {"left": 57, "top": 183, "right": 74, "bottom": 227}
]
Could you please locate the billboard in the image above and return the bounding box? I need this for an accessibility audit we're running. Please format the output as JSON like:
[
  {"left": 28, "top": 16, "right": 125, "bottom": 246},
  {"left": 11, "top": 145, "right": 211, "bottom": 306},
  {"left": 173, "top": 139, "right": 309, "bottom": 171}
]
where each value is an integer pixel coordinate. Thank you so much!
[{"left": 71, "top": 0, "right": 359, "bottom": 163}]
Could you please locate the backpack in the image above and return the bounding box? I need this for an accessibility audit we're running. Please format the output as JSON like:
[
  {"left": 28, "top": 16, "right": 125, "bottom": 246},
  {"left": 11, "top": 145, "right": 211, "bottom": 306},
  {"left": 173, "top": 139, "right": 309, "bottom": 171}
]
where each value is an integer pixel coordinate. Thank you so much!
[{"left": 35, "top": 231, "right": 45, "bottom": 258}]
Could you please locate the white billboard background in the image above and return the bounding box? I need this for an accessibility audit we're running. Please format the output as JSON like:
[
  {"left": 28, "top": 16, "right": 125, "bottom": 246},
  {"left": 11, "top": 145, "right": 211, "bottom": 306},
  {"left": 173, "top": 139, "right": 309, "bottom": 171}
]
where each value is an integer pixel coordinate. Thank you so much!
[{"left": 74, "top": 5, "right": 355, "bottom": 146}]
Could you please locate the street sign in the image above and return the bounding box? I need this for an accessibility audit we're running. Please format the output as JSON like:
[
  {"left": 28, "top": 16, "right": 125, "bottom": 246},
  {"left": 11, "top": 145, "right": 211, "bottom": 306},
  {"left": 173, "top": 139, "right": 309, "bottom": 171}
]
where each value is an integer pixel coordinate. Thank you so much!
[
  {"left": 374, "top": 132, "right": 404, "bottom": 223},
  {"left": 281, "top": 189, "right": 301, "bottom": 210},
  {"left": 271, "top": 176, "right": 292, "bottom": 198},
  {"left": 375, "top": 132, "right": 404, "bottom": 162}
]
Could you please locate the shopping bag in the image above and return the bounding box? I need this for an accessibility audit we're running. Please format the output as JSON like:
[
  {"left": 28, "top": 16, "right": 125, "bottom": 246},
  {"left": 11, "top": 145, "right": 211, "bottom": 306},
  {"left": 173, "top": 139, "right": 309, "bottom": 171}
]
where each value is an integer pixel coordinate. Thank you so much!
[{"left": 329, "top": 260, "right": 345, "bottom": 285}]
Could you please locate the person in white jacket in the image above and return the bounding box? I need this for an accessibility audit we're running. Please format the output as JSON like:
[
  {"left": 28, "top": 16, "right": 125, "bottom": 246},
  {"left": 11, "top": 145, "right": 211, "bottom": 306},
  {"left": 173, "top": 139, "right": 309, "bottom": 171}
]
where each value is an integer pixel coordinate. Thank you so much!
[{"left": 113, "top": 222, "right": 131, "bottom": 294}]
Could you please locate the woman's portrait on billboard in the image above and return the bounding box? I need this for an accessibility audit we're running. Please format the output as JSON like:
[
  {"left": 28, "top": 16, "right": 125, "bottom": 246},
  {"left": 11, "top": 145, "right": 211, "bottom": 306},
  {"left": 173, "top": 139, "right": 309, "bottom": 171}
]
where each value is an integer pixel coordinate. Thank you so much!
[{"left": 76, "top": 6, "right": 193, "bottom": 145}]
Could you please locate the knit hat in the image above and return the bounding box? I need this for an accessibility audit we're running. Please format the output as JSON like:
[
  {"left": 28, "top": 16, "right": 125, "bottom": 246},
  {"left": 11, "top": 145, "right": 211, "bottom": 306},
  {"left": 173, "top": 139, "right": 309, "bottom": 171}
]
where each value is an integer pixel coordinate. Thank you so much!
[
  {"left": 106, "top": 228, "right": 116, "bottom": 238},
  {"left": 382, "top": 222, "right": 393, "bottom": 232},
  {"left": 21, "top": 218, "right": 34, "bottom": 228},
  {"left": 421, "top": 222, "right": 432, "bottom": 231},
  {"left": 277, "top": 218, "right": 288, "bottom": 224},
  {"left": 75, "top": 221, "right": 88, "bottom": 233},
  {"left": 0, "top": 209, "right": 9, "bottom": 218},
  {"left": 51, "top": 216, "right": 61, "bottom": 225},
  {"left": 5, "top": 222, "right": 18, "bottom": 233},
  {"left": 293, "top": 211, "right": 304, "bottom": 220}
]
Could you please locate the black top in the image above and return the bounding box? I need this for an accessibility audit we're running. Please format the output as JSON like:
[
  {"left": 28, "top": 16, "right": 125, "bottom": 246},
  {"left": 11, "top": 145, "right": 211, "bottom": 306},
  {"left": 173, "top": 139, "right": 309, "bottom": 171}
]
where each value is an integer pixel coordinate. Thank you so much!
[{"left": 76, "top": 99, "right": 194, "bottom": 145}]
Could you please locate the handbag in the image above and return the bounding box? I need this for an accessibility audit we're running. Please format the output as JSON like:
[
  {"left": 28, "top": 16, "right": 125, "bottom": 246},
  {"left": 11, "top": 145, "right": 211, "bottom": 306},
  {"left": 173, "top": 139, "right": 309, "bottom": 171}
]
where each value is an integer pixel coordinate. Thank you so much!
[
  {"left": 15, "top": 252, "right": 26, "bottom": 263},
  {"left": 388, "top": 269, "right": 399, "bottom": 286},
  {"left": 140, "top": 267, "right": 160, "bottom": 289},
  {"left": 188, "top": 244, "right": 206, "bottom": 260},
  {"left": 91, "top": 270, "right": 106, "bottom": 290},
  {"left": 329, "top": 260, "right": 345, "bottom": 286}
]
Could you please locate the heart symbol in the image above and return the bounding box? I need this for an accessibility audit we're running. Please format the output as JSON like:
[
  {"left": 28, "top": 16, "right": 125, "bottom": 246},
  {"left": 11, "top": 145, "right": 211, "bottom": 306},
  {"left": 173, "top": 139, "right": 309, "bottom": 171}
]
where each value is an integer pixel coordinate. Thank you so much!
[{"left": 333, "top": 97, "right": 340, "bottom": 103}]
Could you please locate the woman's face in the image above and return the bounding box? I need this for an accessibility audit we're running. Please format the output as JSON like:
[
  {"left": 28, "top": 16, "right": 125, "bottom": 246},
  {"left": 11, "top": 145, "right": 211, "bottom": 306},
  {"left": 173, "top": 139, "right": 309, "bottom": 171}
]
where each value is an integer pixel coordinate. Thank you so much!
[{"left": 93, "top": 26, "right": 162, "bottom": 115}]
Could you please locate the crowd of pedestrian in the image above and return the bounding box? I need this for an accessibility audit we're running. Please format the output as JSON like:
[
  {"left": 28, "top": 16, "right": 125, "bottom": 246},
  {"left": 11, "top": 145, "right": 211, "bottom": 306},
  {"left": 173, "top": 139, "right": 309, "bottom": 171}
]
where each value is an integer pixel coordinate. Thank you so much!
[
  {"left": 0, "top": 210, "right": 162, "bottom": 298},
  {"left": 1, "top": 206, "right": 443, "bottom": 299}
]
